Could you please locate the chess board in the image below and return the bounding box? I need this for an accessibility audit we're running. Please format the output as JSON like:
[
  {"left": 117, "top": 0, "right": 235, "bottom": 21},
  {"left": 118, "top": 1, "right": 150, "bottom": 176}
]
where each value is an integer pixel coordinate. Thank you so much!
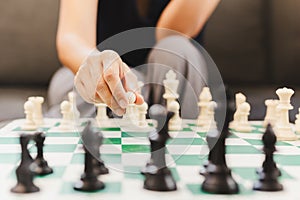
[{"left": 0, "top": 119, "right": 300, "bottom": 200}]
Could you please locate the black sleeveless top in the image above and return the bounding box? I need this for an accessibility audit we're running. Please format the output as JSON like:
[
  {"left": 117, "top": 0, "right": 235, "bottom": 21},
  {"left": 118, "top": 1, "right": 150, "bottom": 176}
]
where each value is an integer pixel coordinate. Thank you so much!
[{"left": 97, "top": 0, "right": 204, "bottom": 67}]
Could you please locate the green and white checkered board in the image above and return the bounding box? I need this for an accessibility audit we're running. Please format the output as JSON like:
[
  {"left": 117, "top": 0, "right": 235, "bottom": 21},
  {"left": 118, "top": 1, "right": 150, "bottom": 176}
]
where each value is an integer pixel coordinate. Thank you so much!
[{"left": 0, "top": 118, "right": 300, "bottom": 200}]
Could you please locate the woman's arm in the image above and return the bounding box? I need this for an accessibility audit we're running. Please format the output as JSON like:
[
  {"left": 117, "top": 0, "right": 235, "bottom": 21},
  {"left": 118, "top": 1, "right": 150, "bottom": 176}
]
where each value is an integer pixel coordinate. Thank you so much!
[
  {"left": 156, "top": 0, "right": 221, "bottom": 41},
  {"left": 56, "top": 0, "right": 98, "bottom": 74}
]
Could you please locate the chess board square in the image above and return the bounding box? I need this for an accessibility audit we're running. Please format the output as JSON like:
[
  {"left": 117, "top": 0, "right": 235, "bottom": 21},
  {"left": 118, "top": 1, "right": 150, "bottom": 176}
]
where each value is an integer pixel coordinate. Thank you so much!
[
  {"left": 274, "top": 146, "right": 300, "bottom": 155},
  {"left": 281, "top": 166, "right": 300, "bottom": 180},
  {"left": 46, "top": 132, "right": 80, "bottom": 137},
  {"left": 169, "top": 131, "right": 201, "bottom": 139},
  {"left": 0, "top": 153, "right": 20, "bottom": 164},
  {"left": 226, "top": 138, "right": 250, "bottom": 146},
  {"left": 0, "top": 137, "right": 19, "bottom": 144},
  {"left": 45, "top": 137, "right": 79, "bottom": 145},
  {"left": 101, "top": 131, "right": 122, "bottom": 138},
  {"left": 167, "top": 138, "right": 206, "bottom": 145},
  {"left": 176, "top": 166, "right": 204, "bottom": 184},
  {"left": 226, "top": 146, "right": 261, "bottom": 154},
  {"left": 275, "top": 155, "right": 300, "bottom": 166},
  {"left": 121, "top": 153, "right": 149, "bottom": 166},
  {"left": 44, "top": 153, "right": 73, "bottom": 166},
  {"left": 30, "top": 144, "right": 77, "bottom": 153},
  {"left": 167, "top": 145, "right": 209, "bottom": 156},
  {"left": 123, "top": 166, "right": 145, "bottom": 180},
  {"left": 234, "top": 133, "right": 262, "bottom": 140},
  {"left": 96, "top": 127, "right": 121, "bottom": 131},
  {"left": 122, "top": 145, "right": 150, "bottom": 153},
  {"left": 172, "top": 155, "right": 205, "bottom": 166},
  {"left": 0, "top": 144, "right": 23, "bottom": 153},
  {"left": 121, "top": 132, "right": 149, "bottom": 138},
  {"left": 101, "top": 144, "right": 122, "bottom": 154},
  {"left": 231, "top": 167, "right": 293, "bottom": 181},
  {"left": 0, "top": 164, "right": 15, "bottom": 179},
  {"left": 226, "top": 154, "right": 264, "bottom": 168},
  {"left": 121, "top": 137, "right": 149, "bottom": 145},
  {"left": 104, "top": 138, "right": 121, "bottom": 145}
]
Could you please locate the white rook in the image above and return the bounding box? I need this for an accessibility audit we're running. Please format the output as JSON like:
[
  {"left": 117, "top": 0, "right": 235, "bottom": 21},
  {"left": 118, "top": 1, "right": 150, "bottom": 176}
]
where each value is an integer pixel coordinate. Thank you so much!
[{"left": 274, "top": 87, "right": 297, "bottom": 140}]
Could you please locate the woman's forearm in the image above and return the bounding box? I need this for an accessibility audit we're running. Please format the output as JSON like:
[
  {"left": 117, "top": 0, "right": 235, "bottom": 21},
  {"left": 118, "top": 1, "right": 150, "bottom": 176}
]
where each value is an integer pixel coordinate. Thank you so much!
[
  {"left": 56, "top": 33, "right": 95, "bottom": 74},
  {"left": 156, "top": 0, "right": 220, "bottom": 41}
]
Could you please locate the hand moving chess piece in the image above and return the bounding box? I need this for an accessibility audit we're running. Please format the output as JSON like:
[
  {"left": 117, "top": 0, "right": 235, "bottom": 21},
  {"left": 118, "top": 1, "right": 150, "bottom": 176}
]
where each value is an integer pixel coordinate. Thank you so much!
[
  {"left": 253, "top": 124, "right": 283, "bottom": 191},
  {"left": 11, "top": 134, "right": 39, "bottom": 193},
  {"left": 32, "top": 132, "right": 53, "bottom": 175},
  {"left": 142, "top": 104, "right": 177, "bottom": 191},
  {"left": 201, "top": 87, "right": 239, "bottom": 194}
]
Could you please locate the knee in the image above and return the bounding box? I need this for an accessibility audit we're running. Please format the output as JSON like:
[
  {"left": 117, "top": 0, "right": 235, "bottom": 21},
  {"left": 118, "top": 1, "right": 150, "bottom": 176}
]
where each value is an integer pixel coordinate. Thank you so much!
[{"left": 148, "top": 35, "right": 200, "bottom": 63}]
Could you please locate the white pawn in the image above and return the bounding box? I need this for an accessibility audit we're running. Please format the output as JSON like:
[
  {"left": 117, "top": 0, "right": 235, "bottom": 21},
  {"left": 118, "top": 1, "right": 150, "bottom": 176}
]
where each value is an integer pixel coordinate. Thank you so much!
[
  {"left": 234, "top": 102, "right": 253, "bottom": 132},
  {"left": 96, "top": 103, "right": 109, "bottom": 121},
  {"left": 168, "top": 101, "right": 182, "bottom": 131},
  {"left": 197, "top": 87, "right": 212, "bottom": 126},
  {"left": 230, "top": 93, "right": 247, "bottom": 129},
  {"left": 58, "top": 100, "right": 73, "bottom": 130},
  {"left": 122, "top": 92, "right": 137, "bottom": 126},
  {"left": 202, "top": 101, "right": 217, "bottom": 131},
  {"left": 21, "top": 100, "right": 37, "bottom": 131},
  {"left": 295, "top": 108, "right": 300, "bottom": 133},
  {"left": 28, "top": 96, "right": 44, "bottom": 126},
  {"left": 137, "top": 102, "right": 148, "bottom": 127},
  {"left": 263, "top": 99, "right": 279, "bottom": 127},
  {"left": 95, "top": 103, "right": 112, "bottom": 127},
  {"left": 68, "top": 91, "right": 80, "bottom": 121}
]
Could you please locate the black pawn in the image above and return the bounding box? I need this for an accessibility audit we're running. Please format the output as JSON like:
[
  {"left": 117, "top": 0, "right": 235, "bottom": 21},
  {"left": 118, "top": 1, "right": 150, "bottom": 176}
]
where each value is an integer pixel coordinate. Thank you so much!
[
  {"left": 11, "top": 134, "right": 40, "bottom": 193},
  {"left": 253, "top": 124, "right": 283, "bottom": 191},
  {"left": 33, "top": 132, "right": 53, "bottom": 175},
  {"left": 74, "top": 121, "right": 105, "bottom": 191},
  {"left": 142, "top": 104, "right": 177, "bottom": 191},
  {"left": 74, "top": 150, "right": 105, "bottom": 191},
  {"left": 201, "top": 87, "right": 239, "bottom": 194},
  {"left": 81, "top": 121, "right": 109, "bottom": 175}
]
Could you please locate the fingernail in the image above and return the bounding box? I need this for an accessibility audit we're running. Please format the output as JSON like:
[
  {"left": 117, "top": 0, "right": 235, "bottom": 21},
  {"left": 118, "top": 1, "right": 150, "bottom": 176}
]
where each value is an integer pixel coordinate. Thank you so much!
[
  {"left": 119, "top": 99, "right": 128, "bottom": 108},
  {"left": 115, "top": 108, "right": 125, "bottom": 116}
]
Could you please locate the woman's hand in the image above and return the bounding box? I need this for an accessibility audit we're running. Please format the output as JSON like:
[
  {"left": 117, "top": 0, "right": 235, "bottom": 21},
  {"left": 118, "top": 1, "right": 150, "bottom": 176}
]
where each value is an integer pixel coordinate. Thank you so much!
[{"left": 75, "top": 49, "right": 144, "bottom": 116}]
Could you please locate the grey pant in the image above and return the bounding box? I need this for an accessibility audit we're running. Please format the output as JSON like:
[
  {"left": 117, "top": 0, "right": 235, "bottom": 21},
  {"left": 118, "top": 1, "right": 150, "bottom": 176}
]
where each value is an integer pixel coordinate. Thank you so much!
[{"left": 47, "top": 35, "right": 207, "bottom": 119}]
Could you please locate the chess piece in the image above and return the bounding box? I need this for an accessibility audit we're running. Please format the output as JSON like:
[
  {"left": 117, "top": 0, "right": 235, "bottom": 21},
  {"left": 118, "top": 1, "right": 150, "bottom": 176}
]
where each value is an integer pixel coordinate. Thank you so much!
[
  {"left": 253, "top": 124, "right": 283, "bottom": 191},
  {"left": 137, "top": 102, "right": 149, "bottom": 127},
  {"left": 201, "top": 101, "right": 217, "bottom": 131},
  {"left": 197, "top": 87, "right": 213, "bottom": 126},
  {"left": 263, "top": 99, "right": 279, "bottom": 127},
  {"left": 229, "top": 93, "right": 246, "bottom": 130},
  {"left": 274, "top": 87, "right": 297, "bottom": 141},
  {"left": 201, "top": 88, "right": 239, "bottom": 194},
  {"left": 168, "top": 101, "right": 182, "bottom": 131},
  {"left": 81, "top": 121, "right": 109, "bottom": 175},
  {"left": 163, "top": 70, "right": 179, "bottom": 110},
  {"left": 57, "top": 100, "right": 73, "bottom": 130},
  {"left": 32, "top": 132, "right": 53, "bottom": 175},
  {"left": 74, "top": 121, "right": 106, "bottom": 191},
  {"left": 68, "top": 91, "right": 80, "bottom": 121},
  {"left": 122, "top": 92, "right": 138, "bottom": 126},
  {"left": 95, "top": 103, "right": 113, "bottom": 127},
  {"left": 234, "top": 102, "right": 253, "bottom": 132},
  {"left": 21, "top": 100, "right": 37, "bottom": 131},
  {"left": 28, "top": 96, "right": 44, "bottom": 126},
  {"left": 142, "top": 104, "right": 177, "bottom": 191},
  {"left": 11, "top": 134, "right": 40, "bottom": 193},
  {"left": 295, "top": 108, "right": 300, "bottom": 133}
]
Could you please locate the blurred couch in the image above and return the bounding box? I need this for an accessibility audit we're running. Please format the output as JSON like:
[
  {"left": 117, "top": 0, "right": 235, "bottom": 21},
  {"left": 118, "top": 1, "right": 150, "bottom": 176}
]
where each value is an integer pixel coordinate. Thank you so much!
[{"left": 0, "top": 0, "right": 300, "bottom": 122}]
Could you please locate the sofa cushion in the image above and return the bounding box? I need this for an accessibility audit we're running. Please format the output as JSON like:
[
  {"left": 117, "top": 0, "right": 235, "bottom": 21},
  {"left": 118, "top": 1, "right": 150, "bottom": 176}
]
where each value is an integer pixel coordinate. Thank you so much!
[{"left": 0, "top": 0, "right": 61, "bottom": 86}]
